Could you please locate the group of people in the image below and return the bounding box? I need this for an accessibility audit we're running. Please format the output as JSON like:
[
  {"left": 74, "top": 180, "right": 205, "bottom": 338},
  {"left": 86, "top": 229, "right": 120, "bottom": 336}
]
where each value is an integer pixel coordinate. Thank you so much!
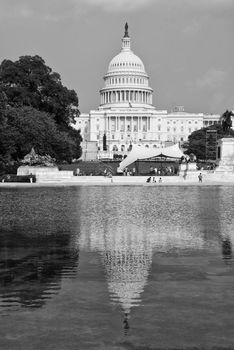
[
  {"left": 149, "top": 166, "right": 177, "bottom": 176},
  {"left": 146, "top": 176, "right": 162, "bottom": 183},
  {"left": 122, "top": 167, "right": 136, "bottom": 176}
]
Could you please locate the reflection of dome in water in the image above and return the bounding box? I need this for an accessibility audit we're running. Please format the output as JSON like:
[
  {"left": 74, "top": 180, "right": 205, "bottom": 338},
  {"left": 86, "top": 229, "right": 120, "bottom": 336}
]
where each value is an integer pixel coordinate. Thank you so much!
[
  {"left": 78, "top": 192, "right": 206, "bottom": 314},
  {"left": 104, "top": 248, "right": 152, "bottom": 314},
  {"left": 81, "top": 223, "right": 153, "bottom": 315}
]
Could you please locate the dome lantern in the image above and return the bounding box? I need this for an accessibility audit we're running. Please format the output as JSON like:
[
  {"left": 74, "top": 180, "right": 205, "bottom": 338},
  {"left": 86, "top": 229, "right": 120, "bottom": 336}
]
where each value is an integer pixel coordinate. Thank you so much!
[{"left": 122, "top": 23, "right": 131, "bottom": 51}]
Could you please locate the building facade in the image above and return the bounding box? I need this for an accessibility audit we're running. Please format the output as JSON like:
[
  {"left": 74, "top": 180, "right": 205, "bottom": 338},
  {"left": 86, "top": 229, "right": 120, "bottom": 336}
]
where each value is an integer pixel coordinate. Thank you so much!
[{"left": 74, "top": 24, "right": 220, "bottom": 160}]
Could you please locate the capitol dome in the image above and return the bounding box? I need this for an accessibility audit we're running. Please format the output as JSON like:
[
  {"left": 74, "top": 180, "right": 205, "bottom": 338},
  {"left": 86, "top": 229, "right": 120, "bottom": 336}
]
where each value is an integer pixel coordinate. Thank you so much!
[
  {"left": 107, "top": 50, "right": 146, "bottom": 75},
  {"left": 99, "top": 23, "right": 154, "bottom": 109}
]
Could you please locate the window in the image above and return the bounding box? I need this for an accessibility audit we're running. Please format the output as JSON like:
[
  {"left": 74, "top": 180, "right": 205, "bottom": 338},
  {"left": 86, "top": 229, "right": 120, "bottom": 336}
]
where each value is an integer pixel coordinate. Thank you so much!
[
  {"left": 167, "top": 127, "right": 170, "bottom": 132},
  {"left": 112, "top": 134, "right": 114, "bottom": 140},
  {"left": 121, "top": 145, "right": 125, "bottom": 151},
  {"left": 158, "top": 125, "right": 161, "bottom": 131}
]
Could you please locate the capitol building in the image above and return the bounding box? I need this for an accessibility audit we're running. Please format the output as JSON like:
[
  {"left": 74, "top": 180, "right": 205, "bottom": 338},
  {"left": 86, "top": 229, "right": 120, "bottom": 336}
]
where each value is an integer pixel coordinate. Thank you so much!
[{"left": 74, "top": 24, "right": 220, "bottom": 160}]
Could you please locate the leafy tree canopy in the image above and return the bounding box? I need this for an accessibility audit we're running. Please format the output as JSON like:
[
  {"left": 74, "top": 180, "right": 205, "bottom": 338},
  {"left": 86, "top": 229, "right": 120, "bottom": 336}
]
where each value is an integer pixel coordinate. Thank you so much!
[
  {"left": 0, "top": 106, "right": 82, "bottom": 171},
  {"left": 0, "top": 55, "right": 79, "bottom": 125},
  {"left": 184, "top": 124, "right": 234, "bottom": 160},
  {"left": 0, "top": 55, "right": 83, "bottom": 173}
]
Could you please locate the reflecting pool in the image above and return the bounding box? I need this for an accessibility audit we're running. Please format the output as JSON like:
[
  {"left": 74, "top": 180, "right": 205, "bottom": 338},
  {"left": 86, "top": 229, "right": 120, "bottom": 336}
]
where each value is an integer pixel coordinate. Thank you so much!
[{"left": 0, "top": 186, "right": 234, "bottom": 349}]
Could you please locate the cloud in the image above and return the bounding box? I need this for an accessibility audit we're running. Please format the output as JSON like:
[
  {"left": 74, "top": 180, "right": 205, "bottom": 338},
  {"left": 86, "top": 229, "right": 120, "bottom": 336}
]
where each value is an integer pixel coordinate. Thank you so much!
[
  {"left": 0, "top": 0, "right": 155, "bottom": 21},
  {"left": 1, "top": 0, "right": 234, "bottom": 21},
  {"left": 80, "top": 0, "right": 155, "bottom": 12},
  {"left": 183, "top": 19, "right": 201, "bottom": 36},
  {"left": 195, "top": 68, "right": 228, "bottom": 90}
]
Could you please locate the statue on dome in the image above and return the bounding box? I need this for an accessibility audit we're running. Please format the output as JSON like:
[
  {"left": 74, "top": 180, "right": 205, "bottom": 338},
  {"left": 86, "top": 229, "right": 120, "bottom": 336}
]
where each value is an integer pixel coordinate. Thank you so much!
[{"left": 124, "top": 22, "right": 129, "bottom": 37}]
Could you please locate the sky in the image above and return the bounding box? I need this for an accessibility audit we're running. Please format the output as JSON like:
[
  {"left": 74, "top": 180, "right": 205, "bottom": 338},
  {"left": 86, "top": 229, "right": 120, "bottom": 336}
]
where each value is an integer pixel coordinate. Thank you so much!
[{"left": 0, "top": 0, "right": 233, "bottom": 114}]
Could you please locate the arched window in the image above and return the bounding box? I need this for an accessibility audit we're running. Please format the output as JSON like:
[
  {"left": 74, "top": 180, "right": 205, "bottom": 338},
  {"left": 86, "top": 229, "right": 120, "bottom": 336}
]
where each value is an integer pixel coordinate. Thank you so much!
[
  {"left": 121, "top": 145, "right": 125, "bottom": 152},
  {"left": 113, "top": 145, "right": 118, "bottom": 152}
]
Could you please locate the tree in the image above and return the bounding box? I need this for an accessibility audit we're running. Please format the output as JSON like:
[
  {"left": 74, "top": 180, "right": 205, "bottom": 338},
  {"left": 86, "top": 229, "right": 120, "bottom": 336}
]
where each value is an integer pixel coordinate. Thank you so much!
[
  {"left": 0, "top": 106, "right": 82, "bottom": 171},
  {"left": 0, "top": 55, "right": 83, "bottom": 172},
  {"left": 184, "top": 124, "right": 234, "bottom": 160},
  {"left": 0, "top": 55, "right": 79, "bottom": 126}
]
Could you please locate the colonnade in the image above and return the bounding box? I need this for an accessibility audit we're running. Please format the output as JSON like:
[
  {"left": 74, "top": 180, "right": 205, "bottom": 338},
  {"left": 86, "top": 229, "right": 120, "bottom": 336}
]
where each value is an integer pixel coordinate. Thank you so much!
[
  {"left": 105, "top": 116, "right": 151, "bottom": 132},
  {"left": 100, "top": 90, "right": 152, "bottom": 105}
]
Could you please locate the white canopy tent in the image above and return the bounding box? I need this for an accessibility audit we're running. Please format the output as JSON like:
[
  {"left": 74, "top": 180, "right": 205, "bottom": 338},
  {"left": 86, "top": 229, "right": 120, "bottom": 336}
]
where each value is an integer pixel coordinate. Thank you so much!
[{"left": 119, "top": 143, "right": 184, "bottom": 171}]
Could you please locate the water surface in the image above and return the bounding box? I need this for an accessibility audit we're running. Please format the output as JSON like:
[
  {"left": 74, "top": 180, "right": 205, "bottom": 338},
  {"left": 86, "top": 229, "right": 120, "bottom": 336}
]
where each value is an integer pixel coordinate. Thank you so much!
[{"left": 0, "top": 186, "right": 234, "bottom": 349}]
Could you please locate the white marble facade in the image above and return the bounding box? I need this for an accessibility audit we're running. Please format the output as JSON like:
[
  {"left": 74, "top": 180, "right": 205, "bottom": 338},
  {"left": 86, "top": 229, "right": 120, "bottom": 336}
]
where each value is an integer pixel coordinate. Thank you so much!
[{"left": 74, "top": 24, "right": 220, "bottom": 159}]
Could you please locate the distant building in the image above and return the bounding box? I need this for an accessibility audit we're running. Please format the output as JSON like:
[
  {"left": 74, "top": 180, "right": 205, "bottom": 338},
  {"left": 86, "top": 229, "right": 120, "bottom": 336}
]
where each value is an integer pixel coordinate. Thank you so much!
[{"left": 74, "top": 24, "right": 220, "bottom": 160}]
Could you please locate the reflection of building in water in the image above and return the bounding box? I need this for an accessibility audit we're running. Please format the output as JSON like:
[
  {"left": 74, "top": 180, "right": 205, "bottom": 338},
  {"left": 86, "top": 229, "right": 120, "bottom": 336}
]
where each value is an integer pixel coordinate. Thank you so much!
[
  {"left": 0, "top": 230, "right": 79, "bottom": 311},
  {"left": 79, "top": 190, "right": 205, "bottom": 318},
  {"left": 102, "top": 226, "right": 152, "bottom": 315}
]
